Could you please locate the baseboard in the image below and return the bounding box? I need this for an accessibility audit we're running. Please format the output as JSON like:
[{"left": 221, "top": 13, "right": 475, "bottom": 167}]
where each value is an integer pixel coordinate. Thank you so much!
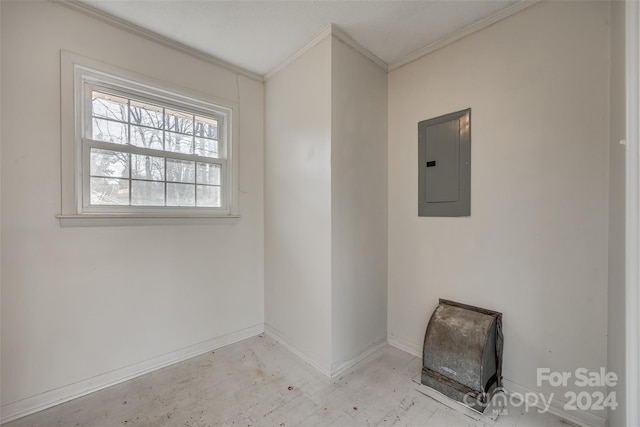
[
  {"left": 387, "top": 332, "right": 422, "bottom": 358},
  {"left": 502, "top": 379, "right": 607, "bottom": 427},
  {"left": 331, "top": 337, "right": 388, "bottom": 378},
  {"left": 263, "top": 324, "right": 332, "bottom": 377},
  {"left": 0, "top": 323, "right": 264, "bottom": 425},
  {"left": 264, "top": 325, "right": 387, "bottom": 379}
]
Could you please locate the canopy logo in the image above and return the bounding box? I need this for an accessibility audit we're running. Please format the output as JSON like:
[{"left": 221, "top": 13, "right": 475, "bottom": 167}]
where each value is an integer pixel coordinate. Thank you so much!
[{"left": 462, "top": 387, "right": 553, "bottom": 415}]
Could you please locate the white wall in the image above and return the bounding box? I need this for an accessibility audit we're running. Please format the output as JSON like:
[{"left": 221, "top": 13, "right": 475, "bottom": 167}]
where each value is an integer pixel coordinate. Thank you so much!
[
  {"left": 330, "top": 37, "right": 388, "bottom": 371},
  {"left": 264, "top": 33, "right": 388, "bottom": 376},
  {"left": 388, "top": 0, "right": 610, "bottom": 414},
  {"left": 608, "top": 2, "right": 627, "bottom": 425},
  {"left": 264, "top": 37, "right": 333, "bottom": 374},
  {"left": 0, "top": 1, "right": 264, "bottom": 421}
]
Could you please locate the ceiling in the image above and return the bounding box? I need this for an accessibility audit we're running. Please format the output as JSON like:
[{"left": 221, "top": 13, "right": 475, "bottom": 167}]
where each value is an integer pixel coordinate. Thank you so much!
[{"left": 82, "top": 0, "right": 525, "bottom": 76}]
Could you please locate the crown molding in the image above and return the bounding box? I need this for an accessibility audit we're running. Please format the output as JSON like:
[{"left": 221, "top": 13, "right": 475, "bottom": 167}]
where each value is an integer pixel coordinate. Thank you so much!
[
  {"left": 389, "top": 0, "right": 541, "bottom": 72},
  {"left": 264, "top": 24, "right": 388, "bottom": 81},
  {"left": 264, "top": 25, "right": 333, "bottom": 81},
  {"left": 50, "top": 0, "right": 264, "bottom": 82},
  {"left": 51, "top": 0, "right": 537, "bottom": 80},
  {"left": 331, "top": 25, "right": 388, "bottom": 72}
]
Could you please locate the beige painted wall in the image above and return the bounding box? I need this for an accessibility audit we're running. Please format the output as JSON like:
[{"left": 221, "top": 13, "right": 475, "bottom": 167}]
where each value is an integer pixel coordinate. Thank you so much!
[
  {"left": 330, "top": 37, "right": 388, "bottom": 370},
  {"left": 608, "top": 1, "right": 627, "bottom": 425},
  {"left": 1, "top": 0, "right": 264, "bottom": 418},
  {"left": 388, "top": 0, "right": 610, "bottom": 410},
  {"left": 264, "top": 37, "right": 333, "bottom": 374}
]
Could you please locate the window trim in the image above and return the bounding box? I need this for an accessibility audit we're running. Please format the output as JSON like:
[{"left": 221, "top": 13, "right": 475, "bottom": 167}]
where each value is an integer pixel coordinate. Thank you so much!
[{"left": 58, "top": 51, "right": 240, "bottom": 224}]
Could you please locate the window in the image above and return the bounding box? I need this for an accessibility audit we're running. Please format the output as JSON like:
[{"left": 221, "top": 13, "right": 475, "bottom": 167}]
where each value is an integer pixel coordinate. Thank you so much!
[{"left": 71, "top": 63, "right": 236, "bottom": 218}]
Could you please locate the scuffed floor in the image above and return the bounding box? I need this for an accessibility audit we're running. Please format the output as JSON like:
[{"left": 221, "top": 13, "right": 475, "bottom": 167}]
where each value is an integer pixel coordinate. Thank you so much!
[{"left": 4, "top": 335, "right": 570, "bottom": 426}]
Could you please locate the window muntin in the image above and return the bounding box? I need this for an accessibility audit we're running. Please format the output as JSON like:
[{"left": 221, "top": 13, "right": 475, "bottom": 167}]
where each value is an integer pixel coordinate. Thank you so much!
[{"left": 78, "top": 73, "right": 231, "bottom": 215}]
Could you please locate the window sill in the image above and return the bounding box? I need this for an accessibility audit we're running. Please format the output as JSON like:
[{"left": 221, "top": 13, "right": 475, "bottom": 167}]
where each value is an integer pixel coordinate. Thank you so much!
[{"left": 56, "top": 214, "right": 240, "bottom": 227}]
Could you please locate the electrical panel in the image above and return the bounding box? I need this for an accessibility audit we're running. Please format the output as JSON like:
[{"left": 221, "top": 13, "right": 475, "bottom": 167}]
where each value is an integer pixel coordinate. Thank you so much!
[{"left": 418, "top": 109, "right": 471, "bottom": 217}]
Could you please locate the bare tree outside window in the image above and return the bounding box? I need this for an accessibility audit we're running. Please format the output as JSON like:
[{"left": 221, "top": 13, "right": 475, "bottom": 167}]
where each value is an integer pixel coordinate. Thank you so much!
[{"left": 88, "top": 90, "right": 222, "bottom": 208}]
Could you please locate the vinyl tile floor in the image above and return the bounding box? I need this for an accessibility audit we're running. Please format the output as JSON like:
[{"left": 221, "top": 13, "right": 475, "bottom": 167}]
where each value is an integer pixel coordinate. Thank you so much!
[{"left": 4, "top": 335, "right": 572, "bottom": 427}]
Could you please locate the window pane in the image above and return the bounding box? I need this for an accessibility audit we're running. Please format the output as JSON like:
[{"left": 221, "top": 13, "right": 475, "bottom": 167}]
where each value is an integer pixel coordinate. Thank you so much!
[
  {"left": 131, "top": 180, "right": 164, "bottom": 206},
  {"left": 84, "top": 80, "right": 229, "bottom": 212},
  {"left": 131, "top": 126, "right": 163, "bottom": 150},
  {"left": 197, "top": 185, "right": 221, "bottom": 207},
  {"left": 92, "top": 118, "right": 128, "bottom": 145},
  {"left": 92, "top": 92, "right": 127, "bottom": 122},
  {"left": 132, "top": 154, "right": 164, "bottom": 181},
  {"left": 195, "top": 138, "right": 219, "bottom": 158},
  {"left": 167, "top": 183, "right": 195, "bottom": 206},
  {"left": 196, "top": 163, "right": 221, "bottom": 185},
  {"left": 90, "top": 177, "right": 129, "bottom": 205},
  {"left": 166, "top": 132, "right": 193, "bottom": 154},
  {"left": 90, "top": 148, "right": 129, "bottom": 178},
  {"left": 129, "top": 100, "right": 163, "bottom": 129},
  {"left": 195, "top": 116, "right": 218, "bottom": 139},
  {"left": 166, "top": 159, "right": 195, "bottom": 183},
  {"left": 165, "top": 109, "right": 193, "bottom": 134}
]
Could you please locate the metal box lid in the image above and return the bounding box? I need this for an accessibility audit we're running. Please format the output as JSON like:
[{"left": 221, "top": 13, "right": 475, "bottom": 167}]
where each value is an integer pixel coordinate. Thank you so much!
[{"left": 422, "top": 299, "right": 503, "bottom": 412}]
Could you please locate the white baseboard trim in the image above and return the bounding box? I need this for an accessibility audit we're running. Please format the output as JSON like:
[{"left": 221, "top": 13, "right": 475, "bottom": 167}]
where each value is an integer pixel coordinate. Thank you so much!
[
  {"left": 0, "top": 323, "right": 264, "bottom": 425},
  {"left": 331, "top": 337, "right": 388, "bottom": 378},
  {"left": 387, "top": 332, "right": 422, "bottom": 358},
  {"left": 264, "top": 325, "right": 387, "bottom": 379},
  {"left": 502, "top": 379, "right": 606, "bottom": 427},
  {"left": 263, "top": 323, "right": 332, "bottom": 377}
]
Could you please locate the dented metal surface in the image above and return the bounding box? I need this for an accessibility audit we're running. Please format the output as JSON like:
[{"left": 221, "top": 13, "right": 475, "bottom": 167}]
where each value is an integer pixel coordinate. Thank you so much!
[{"left": 422, "top": 299, "right": 503, "bottom": 413}]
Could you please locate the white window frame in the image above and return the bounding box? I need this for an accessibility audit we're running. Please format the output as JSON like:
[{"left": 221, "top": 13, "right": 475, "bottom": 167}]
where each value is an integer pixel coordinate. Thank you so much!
[{"left": 58, "top": 51, "right": 239, "bottom": 225}]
